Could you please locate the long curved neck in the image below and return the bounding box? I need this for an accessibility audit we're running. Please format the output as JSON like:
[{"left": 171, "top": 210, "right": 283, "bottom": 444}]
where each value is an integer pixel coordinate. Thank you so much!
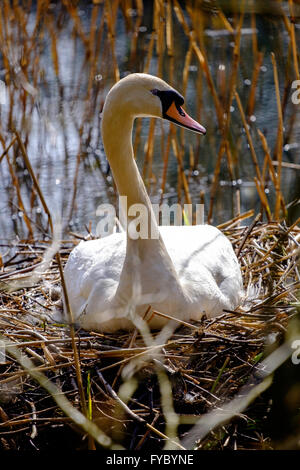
[
  {"left": 101, "top": 106, "right": 158, "bottom": 236},
  {"left": 101, "top": 100, "right": 186, "bottom": 304}
]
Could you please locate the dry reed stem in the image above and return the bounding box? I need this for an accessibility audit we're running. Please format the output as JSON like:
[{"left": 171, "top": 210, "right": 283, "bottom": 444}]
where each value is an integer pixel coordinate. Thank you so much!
[
  {"left": 257, "top": 129, "right": 277, "bottom": 187},
  {"left": 3, "top": 149, "right": 34, "bottom": 239},
  {"left": 271, "top": 52, "right": 285, "bottom": 220},
  {"left": 288, "top": 0, "right": 300, "bottom": 81},
  {"left": 247, "top": 52, "right": 263, "bottom": 119},
  {"left": 171, "top": 133, "right": 192, "bottom": 205},
  {"left": 105, "top": 0, "right": 120, "bottom": 82},
  {"left": 0, "top": 137, "right": 17, "bottom": 165},
  {"left": 207, "top": 142, "right": 226, "bottom": 224},
  {"left": 234, "top": 90, "right": 262, "bottom": 183}
]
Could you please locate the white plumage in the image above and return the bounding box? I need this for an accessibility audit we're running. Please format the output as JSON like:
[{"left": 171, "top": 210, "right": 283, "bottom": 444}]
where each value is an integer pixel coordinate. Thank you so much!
[
  {"left": 64, "top": 74, "right": 243, "bottom": 332},
  {"left": 65, "top": 225, "right": 243, "bottom": 331}
]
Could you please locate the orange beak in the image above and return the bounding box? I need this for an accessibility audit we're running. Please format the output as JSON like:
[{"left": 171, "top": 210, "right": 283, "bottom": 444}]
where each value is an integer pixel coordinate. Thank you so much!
[{"left": 165, "top": 102, "right": 206, "bottom": 135}]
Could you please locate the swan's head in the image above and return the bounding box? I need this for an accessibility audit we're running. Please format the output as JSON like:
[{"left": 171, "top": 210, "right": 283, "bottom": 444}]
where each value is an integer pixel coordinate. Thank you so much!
[{"left": 103, "top": 73, "right": 206, "bottom": 135}]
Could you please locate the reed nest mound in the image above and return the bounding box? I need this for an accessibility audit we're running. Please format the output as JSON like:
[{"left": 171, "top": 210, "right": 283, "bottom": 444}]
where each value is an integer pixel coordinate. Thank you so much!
[{"left": 0, "top": 216, "right": 299, "bottom": 451}]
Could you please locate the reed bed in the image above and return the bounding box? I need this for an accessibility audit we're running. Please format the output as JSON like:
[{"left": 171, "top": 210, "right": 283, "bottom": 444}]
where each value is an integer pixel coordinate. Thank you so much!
[
  {"left": 0, "top": 217, "right": 299, "bottom": 450},
  {"left": 0, "top": 0, "right": 300, "bottom": 451}
]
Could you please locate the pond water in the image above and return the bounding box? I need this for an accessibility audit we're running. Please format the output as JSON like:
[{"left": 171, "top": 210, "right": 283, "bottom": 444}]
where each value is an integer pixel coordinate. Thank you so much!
[{"left": 0, "top": 0, "right": 299, "bottom": 241}]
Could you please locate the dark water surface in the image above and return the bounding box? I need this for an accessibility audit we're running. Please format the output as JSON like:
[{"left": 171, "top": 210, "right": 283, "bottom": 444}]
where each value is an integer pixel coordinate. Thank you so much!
[{"left": 0, "top": 0, "right": 299, "bottom": 241}]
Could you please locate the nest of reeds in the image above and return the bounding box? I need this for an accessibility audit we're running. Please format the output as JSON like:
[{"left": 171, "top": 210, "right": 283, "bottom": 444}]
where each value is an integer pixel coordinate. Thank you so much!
[{"left": 0, "top": 215, "right": 299, "bottom": 451}]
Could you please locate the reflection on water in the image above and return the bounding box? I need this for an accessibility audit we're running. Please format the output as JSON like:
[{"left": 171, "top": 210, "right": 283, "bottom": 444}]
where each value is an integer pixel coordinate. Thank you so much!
[{"left": 0, "top": 1, "right": 299, "bottom": 240}]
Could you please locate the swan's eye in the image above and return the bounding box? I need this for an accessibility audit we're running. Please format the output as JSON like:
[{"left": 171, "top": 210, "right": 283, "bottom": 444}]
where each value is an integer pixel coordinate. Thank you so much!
[{"left": 150, "top": 89, "right": 159, "bottom": 96}]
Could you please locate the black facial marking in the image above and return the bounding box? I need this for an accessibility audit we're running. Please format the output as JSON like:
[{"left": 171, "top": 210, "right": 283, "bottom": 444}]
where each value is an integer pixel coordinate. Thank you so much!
[
  {"left": 151, "top": 89, "right": 184, "bottom": 117},
  {"left": 151, "top": 88, "right": 206, "bottom": 135}
]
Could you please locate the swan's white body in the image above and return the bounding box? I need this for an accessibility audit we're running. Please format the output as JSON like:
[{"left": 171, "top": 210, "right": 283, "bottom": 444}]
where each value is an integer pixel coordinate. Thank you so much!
[{"left": 64, "top": 73, "right": 243, "bottom": 332}]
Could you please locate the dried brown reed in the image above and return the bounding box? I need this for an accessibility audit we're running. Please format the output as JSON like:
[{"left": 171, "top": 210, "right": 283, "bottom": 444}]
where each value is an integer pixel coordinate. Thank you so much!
[
  {"left": 0, "top": 0, "right": 299, "bottom": 452},
  {"left": 0, "top": 215, "right": 299, "bottom": 449}
]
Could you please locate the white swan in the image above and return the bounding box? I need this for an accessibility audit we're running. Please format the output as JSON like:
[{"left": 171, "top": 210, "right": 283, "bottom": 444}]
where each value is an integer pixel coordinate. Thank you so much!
[{"left": 64, "top": 73, "right": 243, "bottom": 332}]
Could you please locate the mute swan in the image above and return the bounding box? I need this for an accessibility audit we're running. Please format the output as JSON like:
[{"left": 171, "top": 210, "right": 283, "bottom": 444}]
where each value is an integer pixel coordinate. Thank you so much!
[{"left": 64, "top": 73, "right": 243, "bottom": 332}]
